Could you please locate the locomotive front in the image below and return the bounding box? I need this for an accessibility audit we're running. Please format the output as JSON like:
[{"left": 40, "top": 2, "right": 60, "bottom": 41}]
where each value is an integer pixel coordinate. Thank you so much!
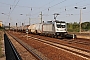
[{"left": 54, "top": 20, "right": 67, "bottom": 37}]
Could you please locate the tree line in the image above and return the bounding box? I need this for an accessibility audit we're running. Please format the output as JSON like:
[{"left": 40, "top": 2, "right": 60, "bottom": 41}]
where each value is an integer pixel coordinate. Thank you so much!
[{"left": 67, "top": 22, "right": 90, "bottom": 32}]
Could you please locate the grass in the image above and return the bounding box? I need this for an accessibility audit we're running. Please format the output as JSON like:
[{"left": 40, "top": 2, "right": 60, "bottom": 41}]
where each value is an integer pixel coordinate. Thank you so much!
[
  {"left": 0, "top": 30, "right": 3, "bottom": 58},
  {"left": 0, "top": 36, "right": 2, "bottom": 57}
]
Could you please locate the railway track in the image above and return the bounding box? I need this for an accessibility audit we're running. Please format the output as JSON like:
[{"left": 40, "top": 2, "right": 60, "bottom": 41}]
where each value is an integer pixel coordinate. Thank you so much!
[
  {"left": 7, "top": 31, "right": 90, "bottom": 60},
  {"left": 27, "top": 35, "right": 90, "bottom": 60},
  {"left": 30, "top": 33, "right": 90, "bottom": 49},
  {"left": 6, "top": 32, "right": 49, "bottom": 60},
  {"left": 61, "top": 38, "right": 90, "bottom": 46}
]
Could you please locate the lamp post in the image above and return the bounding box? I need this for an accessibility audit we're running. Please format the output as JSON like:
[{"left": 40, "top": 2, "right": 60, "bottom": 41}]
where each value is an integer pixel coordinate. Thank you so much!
[{"left": 74, "top": 7, "right": 86, "bottom": 33}]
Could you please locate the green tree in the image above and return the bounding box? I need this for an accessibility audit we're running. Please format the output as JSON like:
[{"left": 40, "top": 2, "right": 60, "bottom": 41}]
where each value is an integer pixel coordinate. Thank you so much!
[
  {"left": 67, "top": 22, "right": 90, "bottom": 32},
  {"left": 82, "top": 22, "right": 90, "bottom": 31},
  {"left": 67, "top": 22, "right": 79, "bottom": 32}
]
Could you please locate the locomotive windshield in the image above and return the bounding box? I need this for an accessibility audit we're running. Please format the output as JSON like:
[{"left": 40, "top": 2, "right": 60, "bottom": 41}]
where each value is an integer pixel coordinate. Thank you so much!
[{"left": 56, "top": 23, "right": 66, "bottom": 28}]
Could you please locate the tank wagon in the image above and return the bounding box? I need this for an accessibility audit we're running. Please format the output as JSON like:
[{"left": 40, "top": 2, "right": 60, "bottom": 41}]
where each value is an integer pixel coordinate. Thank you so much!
[
  {"left": 14, "top": 25, "right": 29, "bottom": 32},
  {"left": 28, "top": 20, "right": 67, "bottom": 38}
]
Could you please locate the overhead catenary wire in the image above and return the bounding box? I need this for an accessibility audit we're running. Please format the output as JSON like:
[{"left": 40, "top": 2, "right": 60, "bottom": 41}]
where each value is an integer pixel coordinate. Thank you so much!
[
  {"left": 47, "top": 0, "right": 85, "bottom": 14},
  {"left": 9, "top": 0, "right": 20, "bottom": 15},
  {"left": 6, "top": 0, "right": 20, "bottom": 25},
  {"left": 0, "top": 0, "right": 89, "bottom": 14},
  {"left": 12, "top": 0, "right": 17, "bottom": 8},
  {"left": 31, "top": 0, "right": 87, "bottom": 18},
  {"left": 49, "top": 0, "right": 88, "bottom": 18},
  {"left": 31, "top": 0, "right": 89, "bottom": 22},
  {"left": 32, "top": 0, "right": 67, "bottom": 16},
  {"left": 0, "top": 0, "right": 90, "bottom": 24},
  {"left": 39, "top": 0, "right": 55, "bottom": 9}
]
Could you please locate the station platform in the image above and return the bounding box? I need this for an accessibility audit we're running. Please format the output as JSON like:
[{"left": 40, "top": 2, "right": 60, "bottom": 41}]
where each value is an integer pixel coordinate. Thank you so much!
[{"left": 69, "top": 32, "right": 90, "bottom": 39}]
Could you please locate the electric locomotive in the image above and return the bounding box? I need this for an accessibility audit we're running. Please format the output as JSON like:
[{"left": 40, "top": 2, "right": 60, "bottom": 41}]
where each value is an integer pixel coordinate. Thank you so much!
[{"left": 28, "top": 20, "right": 67, "bottom": 38}]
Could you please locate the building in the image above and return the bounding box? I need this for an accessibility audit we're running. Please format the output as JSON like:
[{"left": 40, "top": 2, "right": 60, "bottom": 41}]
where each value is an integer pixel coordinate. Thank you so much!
[{"left": 0, "top": 21, "right": 2, "bottom": 27}]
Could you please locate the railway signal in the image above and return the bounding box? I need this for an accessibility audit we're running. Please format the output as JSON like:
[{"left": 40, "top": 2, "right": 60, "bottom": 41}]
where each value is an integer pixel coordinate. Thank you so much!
[
  {"left": 74, "top": 6, "right": 86, "bottom": 33},
  {"left": 16, "top": 23, "right": 17, "bottom": 32},
  {"left": 26, "top": 29, "right": 28, "bottom": 40},
  {"left": 9, "top": 23, "right": 10, "bottom": 30}
]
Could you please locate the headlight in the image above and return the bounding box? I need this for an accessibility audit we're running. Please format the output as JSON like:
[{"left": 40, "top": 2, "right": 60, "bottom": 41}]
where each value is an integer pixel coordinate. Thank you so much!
[{"left": 57, "top": 29, "right": 59, "bottom": 31}]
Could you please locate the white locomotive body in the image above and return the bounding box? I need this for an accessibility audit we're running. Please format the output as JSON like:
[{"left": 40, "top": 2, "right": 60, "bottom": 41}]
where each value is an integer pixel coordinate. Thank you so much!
[{"left": 42, "top": 20, "right": 67, "bottom": 37}]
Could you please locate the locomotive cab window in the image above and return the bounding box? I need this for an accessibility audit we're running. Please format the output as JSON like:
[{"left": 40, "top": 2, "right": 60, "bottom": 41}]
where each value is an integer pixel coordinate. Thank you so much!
[{"left": 56, "top": 23, "right": 66, "bottom": 28}]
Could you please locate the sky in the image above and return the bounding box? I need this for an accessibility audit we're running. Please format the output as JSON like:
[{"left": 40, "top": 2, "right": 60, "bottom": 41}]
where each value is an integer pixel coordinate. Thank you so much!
[{"left": 0, "top": 0, "right": 90, "bottom": 26}]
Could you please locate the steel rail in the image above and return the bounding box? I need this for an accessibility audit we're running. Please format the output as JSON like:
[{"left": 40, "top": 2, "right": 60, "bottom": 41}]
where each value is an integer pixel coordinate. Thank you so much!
[
  {"left": 6, "top": 32, "right": 48, "bottom": 60},
  {"left": 28, "top": 36, "right": 90, "bottom": 60}
]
